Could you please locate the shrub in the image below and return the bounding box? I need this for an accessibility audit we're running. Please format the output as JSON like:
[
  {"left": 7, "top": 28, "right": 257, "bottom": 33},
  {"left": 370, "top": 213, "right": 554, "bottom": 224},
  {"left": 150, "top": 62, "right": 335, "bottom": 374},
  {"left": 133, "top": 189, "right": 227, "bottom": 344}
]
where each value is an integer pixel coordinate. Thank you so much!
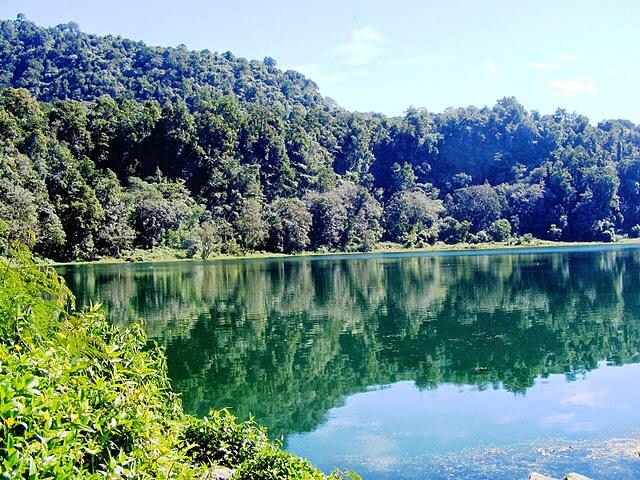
[
  {"left": 475, "top": 230, "right": 491, "bottom": 244},
  {"left": 241, "top": 445, "right": 325, "bottom": 480},
  {"left": 0, "top": 245, "right": 192, "bottom": 478},
  {"left": 0, "top": 243, "right": 338, "bottom": 479},
  {"left": 438, "top": 217, "right": 471, "bottom": 244},
  {"left": 184, "top": 410, "right": 271, "bottom": 467},
  {"left": 184, "top": 411, "right": 330, "bottom": 479},
  {"left": 488, "top": 219, "right": 512, "bottom": 242}
]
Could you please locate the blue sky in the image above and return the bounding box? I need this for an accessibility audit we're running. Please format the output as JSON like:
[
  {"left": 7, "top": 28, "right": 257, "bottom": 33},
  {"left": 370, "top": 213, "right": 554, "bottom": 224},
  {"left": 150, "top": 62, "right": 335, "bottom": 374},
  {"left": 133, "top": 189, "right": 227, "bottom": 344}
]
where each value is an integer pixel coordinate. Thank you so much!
[{"left": 1, "top": 0, "right": 639, "bottom": 122}]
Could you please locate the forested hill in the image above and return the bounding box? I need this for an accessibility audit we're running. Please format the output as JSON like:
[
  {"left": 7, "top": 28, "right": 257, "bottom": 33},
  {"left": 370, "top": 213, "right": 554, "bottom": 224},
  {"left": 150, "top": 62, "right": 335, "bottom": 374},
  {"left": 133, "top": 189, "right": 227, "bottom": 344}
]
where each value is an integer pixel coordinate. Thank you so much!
[
  {"left": 0, "top": 16, "right": 331, "bottom": 111},
  {"left": 1, "top": 16, "right": 640, "bottom": 261}
]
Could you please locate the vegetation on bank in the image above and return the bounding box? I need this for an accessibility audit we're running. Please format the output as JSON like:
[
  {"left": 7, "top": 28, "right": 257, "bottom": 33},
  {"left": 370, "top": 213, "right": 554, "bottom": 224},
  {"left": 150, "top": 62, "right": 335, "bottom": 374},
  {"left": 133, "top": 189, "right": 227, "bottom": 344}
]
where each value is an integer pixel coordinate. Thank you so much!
[
  {"left": 1, "top": 17, "right": 640, "bottom": 262},
  {"left": 0, "top": 243, "right": 356, "bottom": 479},
  {"left": 48, "top": 237, "right": 640, "bottom": 267}
]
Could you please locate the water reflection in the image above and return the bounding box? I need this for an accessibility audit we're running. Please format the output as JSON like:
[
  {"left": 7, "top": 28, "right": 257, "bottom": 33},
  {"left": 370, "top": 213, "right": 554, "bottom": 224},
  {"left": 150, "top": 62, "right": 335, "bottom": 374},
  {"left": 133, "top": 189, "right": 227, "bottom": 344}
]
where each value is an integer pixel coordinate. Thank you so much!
[
  {"left": 288, "top": 364, "right": 640, "bottom": 478},
  {"left": 59, "top": 247, "right": 640, "bottom": 443}
]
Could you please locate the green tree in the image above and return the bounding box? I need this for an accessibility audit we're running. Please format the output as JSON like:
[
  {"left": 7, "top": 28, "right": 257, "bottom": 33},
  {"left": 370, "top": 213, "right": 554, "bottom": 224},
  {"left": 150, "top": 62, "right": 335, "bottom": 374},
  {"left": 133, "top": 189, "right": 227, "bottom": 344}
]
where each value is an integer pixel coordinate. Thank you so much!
[
  {"left": 450, "top": 183, "right": 502, "bottom": 233},
  {"left": 185, "top": 220, "right": 226, "bottom": 259},
  {"left": 438, "top": 216, "right": 471, "bottom": 244},
  {"left": 93, "top": 170, "right": 135, "bottom": 256},
  {"left": 266, "top": 198, "right": 311, "bottom": 253},
  {"left": 234, "top": 199, "right": 268, "bottom": 251},
  {"left": 384, "top": 191, "right": 444, "bottom": 244},
  {"left": 488, "top": 219, "right": 512, "bottom": 242}
]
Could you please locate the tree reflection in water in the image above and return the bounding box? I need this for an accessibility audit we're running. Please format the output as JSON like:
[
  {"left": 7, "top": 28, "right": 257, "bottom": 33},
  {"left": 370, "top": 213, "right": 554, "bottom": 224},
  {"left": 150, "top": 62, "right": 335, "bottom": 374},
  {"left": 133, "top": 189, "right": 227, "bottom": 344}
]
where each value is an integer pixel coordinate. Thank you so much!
[{"left": 59, "top": 247, "right": 640, "bottom": 439}]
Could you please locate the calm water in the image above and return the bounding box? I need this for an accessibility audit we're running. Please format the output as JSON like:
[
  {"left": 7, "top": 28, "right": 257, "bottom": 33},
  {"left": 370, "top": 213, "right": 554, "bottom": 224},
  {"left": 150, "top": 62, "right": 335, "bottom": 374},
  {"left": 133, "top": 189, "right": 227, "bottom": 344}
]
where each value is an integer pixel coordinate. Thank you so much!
[{"left": 58, "top": 245, "right": 640, "bottom": 479}]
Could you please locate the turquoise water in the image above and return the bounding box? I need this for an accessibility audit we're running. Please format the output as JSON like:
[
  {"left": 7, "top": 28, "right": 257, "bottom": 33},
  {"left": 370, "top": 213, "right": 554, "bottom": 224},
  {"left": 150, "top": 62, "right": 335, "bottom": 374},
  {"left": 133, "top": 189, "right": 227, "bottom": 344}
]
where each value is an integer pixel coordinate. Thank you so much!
[{"left": 58, "top": 245, "right": 640, "bottom": 479}]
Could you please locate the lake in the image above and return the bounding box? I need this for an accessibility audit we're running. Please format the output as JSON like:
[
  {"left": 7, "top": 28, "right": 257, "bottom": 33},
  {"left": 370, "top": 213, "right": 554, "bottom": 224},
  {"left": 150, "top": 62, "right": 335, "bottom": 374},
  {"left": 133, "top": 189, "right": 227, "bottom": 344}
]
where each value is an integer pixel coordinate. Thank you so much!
[{"left": 57, "top": 245, "right": 640, "bottom": 479}]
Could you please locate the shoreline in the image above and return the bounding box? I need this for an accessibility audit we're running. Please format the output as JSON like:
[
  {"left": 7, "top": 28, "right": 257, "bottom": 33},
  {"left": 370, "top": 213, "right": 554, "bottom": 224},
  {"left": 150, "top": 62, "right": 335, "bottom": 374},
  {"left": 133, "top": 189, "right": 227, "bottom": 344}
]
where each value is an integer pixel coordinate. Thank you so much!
[{"left": 49, "top": 238, "right": 640, "bottom": 267}]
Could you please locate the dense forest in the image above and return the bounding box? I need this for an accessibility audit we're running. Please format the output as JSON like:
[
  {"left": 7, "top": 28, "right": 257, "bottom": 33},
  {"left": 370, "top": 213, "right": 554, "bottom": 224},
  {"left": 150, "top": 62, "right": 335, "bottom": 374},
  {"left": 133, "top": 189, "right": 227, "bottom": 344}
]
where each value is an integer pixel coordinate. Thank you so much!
[{"left": 1, "top": 16, "right": 640, "bottom": 261}]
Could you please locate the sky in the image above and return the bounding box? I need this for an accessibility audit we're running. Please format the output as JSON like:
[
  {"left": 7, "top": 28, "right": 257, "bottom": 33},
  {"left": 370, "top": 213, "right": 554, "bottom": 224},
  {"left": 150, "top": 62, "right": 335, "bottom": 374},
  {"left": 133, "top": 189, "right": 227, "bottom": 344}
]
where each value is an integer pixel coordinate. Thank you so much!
[{"left": 1, "top": 0, "right": 639, "bottom": 123}]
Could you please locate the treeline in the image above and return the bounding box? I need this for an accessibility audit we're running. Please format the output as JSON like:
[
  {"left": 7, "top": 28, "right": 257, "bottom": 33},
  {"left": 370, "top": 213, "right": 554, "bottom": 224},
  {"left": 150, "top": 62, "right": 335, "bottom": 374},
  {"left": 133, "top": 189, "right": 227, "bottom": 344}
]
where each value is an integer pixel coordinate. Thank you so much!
[{"left": 1, "top": 17, "right": 640, "bottom": 261}]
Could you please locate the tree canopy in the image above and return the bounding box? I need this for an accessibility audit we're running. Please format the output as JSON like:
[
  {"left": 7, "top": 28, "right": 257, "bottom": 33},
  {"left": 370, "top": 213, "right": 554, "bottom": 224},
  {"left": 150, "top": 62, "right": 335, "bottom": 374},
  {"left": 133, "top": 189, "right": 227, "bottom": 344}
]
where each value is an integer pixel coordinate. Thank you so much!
[{"left": 1, "top": 17, "right": 639, "bottom": 260}]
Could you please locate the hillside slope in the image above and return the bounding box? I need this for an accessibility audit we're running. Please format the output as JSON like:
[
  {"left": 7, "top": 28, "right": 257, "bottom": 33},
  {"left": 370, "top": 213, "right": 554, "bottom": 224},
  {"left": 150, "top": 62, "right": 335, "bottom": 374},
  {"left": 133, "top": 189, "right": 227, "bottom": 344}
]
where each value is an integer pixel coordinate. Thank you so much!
[
  {"left": 1, "top": 16, "right": 640, "bottom": 261},
  {"left": 0, "top": 16, "right": 331, "bottom": 111}
]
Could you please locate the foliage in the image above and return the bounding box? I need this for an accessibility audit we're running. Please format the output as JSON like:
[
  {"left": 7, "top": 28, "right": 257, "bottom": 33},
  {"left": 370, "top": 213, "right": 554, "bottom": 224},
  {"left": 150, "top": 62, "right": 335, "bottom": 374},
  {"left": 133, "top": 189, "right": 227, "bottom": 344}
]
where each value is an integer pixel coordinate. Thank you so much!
[
  {"left": 438, "top": 217, "right": 471, "bottom": 244},
  {"left": 384, "top": 190, "right": 444, "bottom": 244},
  {"left": 449, "top": 184, "right": 502, "bottom": 233},
  {"left": 266, "top": 198, "right": 312, "bottom": 254},
  {"left": 488, "top": 219, "right": 512, "bottom": 242},
  {"left": 183, "top": 411, "right": 326, "bottom": 479},
  {"left": 1, "top": 17, "right": 639, "bottom": 261},
  {"left": 0, "top": 244, "right": 338, "bottom": 478}
]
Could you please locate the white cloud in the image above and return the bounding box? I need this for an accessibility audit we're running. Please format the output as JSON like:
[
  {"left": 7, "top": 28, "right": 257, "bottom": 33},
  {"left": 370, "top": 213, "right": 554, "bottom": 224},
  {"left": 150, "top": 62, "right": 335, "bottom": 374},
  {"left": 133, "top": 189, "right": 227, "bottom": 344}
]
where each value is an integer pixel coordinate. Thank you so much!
[
  {"left": 528, "top": 62, "right": 561, "bottom": 71},
  {"left": 486, "top": 62, "right": 498, "bottom": 74},
  {"left": 291, "top": 27, "right": 458, "bottom": 86},
  {"left": 340, "top": 26, "right": 385, "bottom": 66},
  {"left": 555, "top": 52, "right": 584, "bottom": 62},
  {"left": 562, "top": 390, "right": 607, "bottom": 408},
  {"left": 547, "top": 76, "right": 598, "bottom": 96},
  {"left": 389, "top": 53, "right": 457, "bottom": 67},
  {"left": 606, "top": 68, "right": 619, "bottom": 77},
  {"left": 539, "top": 412, "right": 576, "bottom": 427}
]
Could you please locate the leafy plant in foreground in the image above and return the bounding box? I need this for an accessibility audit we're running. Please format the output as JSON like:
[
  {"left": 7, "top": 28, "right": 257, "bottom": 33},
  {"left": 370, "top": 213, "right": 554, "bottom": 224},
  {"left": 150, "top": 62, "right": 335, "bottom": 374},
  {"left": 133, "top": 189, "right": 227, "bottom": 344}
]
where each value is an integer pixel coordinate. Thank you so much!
[{"left": 0, "top": 244, "right": 349, "bottom": 479}]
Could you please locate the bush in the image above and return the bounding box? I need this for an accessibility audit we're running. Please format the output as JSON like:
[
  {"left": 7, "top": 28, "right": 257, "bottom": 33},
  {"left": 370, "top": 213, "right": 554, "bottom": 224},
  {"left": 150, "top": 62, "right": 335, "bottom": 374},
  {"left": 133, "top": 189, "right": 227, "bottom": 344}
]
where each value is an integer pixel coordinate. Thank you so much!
[
  {"left": 0, "top": 244, "right": 191, "bottom": 478},
  {"left": 522, "top": 233, "right": 534, "bottom": 244},
  {"left": 475, "top": 230, "right": 491, "bottom": 244},
  {"left": 184, "top": 410, "right": 329, "bottom": 479},
  {"left": 488, "top": 219, "right": 511, "bottom": 242},
  {"left": 184, "top": 410, "right": 271, "bottom": 467},
  {"left": 241, "top": 446, "right": 325, "bottom": 480},
  {"left": 438, "top": 217, "right": 471, "bottom": 244},
  {"left": 0, "top": 243, "right": 337, "bottom": 479}
]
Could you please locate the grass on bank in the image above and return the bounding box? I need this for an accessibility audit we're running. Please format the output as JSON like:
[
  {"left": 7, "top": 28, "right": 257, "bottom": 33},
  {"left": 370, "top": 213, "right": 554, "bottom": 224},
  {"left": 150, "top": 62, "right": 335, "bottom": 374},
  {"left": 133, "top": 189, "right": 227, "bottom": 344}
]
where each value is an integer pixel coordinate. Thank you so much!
[
  {"left": 50, "top": 237, "right": 640, "bottom": 267},
  {"left": 0, "top": 243, "right": 358, "bottom": 479}
]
